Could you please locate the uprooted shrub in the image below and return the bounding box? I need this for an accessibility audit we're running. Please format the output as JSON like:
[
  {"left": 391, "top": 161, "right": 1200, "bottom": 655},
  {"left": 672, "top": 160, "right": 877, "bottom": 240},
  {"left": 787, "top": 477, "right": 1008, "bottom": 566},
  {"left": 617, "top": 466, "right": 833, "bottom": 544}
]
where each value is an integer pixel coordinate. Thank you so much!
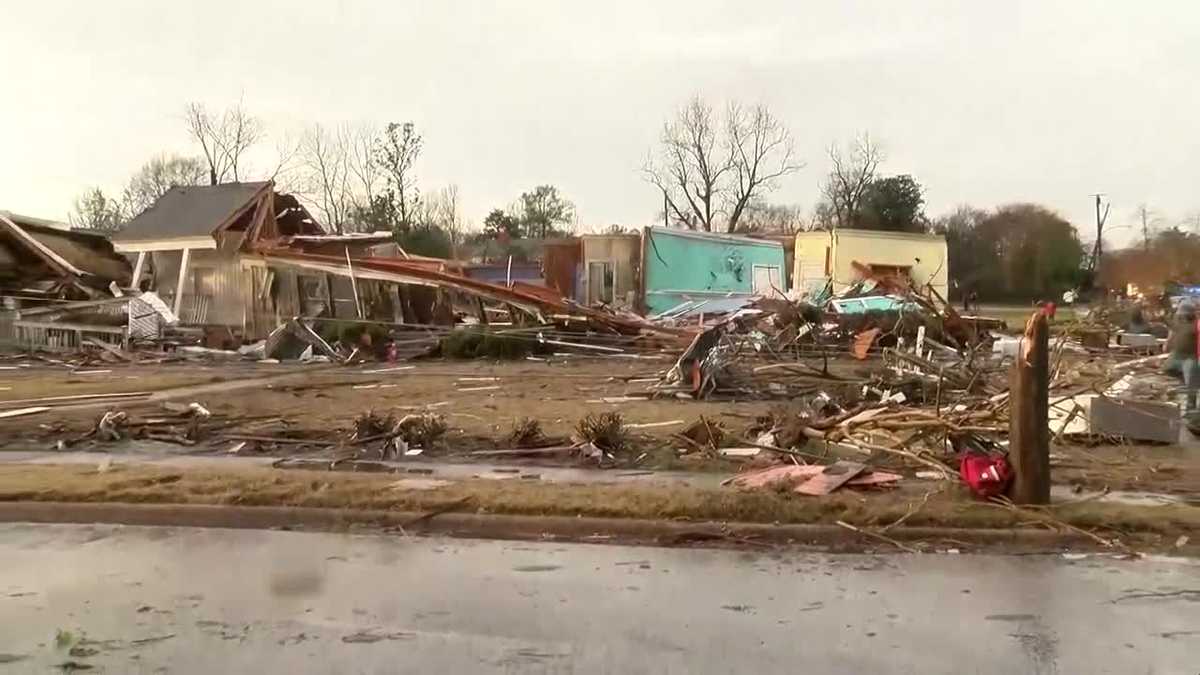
[
  {"left": 353, "top": 410, "right": 447, "bottom": 449},
  {"left": 573, "top": 411, "right": 629, "bottom": 453},
  {"left": 506, "top": 417, "right": 546, "bottom": 447},
  {"left": 396, "top": 413, "right": 448, "bottom": 448}
]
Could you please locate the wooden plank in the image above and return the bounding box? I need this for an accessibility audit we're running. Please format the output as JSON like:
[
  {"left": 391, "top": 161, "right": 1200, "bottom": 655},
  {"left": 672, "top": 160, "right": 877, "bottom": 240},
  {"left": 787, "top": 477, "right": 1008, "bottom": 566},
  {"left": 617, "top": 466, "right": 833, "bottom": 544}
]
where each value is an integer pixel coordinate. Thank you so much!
[
  {"left": 83, "top": 338, "right": 133, "bottom": 361},
  {"left": 0, "top": 406, "right": 51, "bottom": 419},
  {"left": 344, "top": 245, "right": 363, "bottom": 319},
  {"left": 1009, "top": 312, "right": 1050, "bottom": 504},
  {"left": 0, "top": 391, "right": 151, "bottom": 407},
  {"left": 794, "top": 461, "right": 867, "bottom": 496},
  {"left": 131, "top": 251, "right": 147, "bottom": 287}
]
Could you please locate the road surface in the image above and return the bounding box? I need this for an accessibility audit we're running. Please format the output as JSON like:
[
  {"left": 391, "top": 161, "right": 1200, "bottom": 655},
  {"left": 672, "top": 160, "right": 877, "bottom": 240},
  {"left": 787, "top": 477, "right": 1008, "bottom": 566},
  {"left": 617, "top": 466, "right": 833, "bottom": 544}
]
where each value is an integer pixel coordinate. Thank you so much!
[{"left": 0, "top": 523, "right": 1196, "bottom": 673}]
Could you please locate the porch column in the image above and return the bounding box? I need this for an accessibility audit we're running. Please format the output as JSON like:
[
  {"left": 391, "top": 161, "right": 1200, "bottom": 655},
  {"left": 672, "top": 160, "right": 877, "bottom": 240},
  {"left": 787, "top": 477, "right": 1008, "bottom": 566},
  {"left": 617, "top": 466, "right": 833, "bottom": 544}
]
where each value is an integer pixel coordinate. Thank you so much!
[
  {"left": 173, "top": 248, "right": 191, "bottom": 316},
  {"left": 130, "top": 251, "right": 146, "bottom": 289}
]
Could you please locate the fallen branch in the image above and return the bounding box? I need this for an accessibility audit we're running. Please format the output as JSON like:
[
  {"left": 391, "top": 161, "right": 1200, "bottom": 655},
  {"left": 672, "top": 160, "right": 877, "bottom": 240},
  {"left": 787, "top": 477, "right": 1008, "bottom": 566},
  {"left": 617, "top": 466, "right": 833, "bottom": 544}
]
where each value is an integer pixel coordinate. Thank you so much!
[
  {"left": 880, "top": 488, "right": 942, "bottom": 533},
  {"left": 836, "top": 520, "right": 920, "bottom": 554},
  {"left": 839, "top": 434, "right": 956, "bottom": 478},
  {"left": 984, "top": 496, "right": 1125, "bottom": 550}
]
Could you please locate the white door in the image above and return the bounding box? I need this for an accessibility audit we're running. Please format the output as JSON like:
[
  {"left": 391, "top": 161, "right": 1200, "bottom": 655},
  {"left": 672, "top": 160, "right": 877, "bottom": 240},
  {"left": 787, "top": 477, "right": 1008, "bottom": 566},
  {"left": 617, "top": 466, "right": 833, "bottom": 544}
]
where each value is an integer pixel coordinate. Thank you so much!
[{"left": 752, "top": 265, "right": 782, "bottom": 297}]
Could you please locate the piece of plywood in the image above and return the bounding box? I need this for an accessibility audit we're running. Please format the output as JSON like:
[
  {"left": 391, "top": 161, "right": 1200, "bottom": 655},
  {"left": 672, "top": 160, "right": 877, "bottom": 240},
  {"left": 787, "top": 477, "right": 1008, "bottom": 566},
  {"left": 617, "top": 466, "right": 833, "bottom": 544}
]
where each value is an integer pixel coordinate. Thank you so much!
[
  {"left": 794, "top": 461, "right": 867, "bottom": 496},
  {"left": 1089, "top": 396, "right": 1180, "bottom": 444}
]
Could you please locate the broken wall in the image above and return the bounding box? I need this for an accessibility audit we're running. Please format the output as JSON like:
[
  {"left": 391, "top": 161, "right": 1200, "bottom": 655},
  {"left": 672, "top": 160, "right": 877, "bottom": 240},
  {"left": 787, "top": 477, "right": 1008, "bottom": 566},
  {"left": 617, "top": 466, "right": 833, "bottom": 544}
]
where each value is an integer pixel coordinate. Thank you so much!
[
  {"left": 150, "top": 248, "right": 245, "bottom": 326},
  {"left": 796, "top": 229, "right": 949, "bottom": 299},
  {"left": 642, "top": 228, "right": 786, "bottom": 315},
  {"left": 581, "top": 235, "right": 639, "bottom": 307}
]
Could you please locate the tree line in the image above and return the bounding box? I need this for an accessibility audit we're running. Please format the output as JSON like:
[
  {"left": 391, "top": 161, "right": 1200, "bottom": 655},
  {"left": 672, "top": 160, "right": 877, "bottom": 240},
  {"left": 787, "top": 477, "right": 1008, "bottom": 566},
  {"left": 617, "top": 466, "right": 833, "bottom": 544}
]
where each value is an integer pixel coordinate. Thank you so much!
[
  {"left": 68, "top": 94, "right": 1193, "bottom": 300},
  {"left": 69, "top": 102, "right": 580, "bottom": 259}
]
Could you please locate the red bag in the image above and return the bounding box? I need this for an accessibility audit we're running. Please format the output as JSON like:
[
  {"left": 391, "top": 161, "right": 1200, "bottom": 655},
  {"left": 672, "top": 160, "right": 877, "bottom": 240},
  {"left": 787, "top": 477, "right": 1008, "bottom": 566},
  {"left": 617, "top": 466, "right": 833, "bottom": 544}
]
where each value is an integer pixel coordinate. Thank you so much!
[{"left": 959, "top": 452, "right": 1012, "bottom": 498}]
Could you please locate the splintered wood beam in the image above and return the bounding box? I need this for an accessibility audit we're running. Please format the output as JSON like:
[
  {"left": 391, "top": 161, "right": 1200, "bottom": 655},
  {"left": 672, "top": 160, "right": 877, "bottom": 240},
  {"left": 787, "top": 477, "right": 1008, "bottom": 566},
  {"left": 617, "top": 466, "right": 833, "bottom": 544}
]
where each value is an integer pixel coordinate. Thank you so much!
[
  {"left": 131, "top": 251, "right": 147, "bottom": 287},
  {"left": 1008, "top": 311, "right": 1050, "bottom": 504}
]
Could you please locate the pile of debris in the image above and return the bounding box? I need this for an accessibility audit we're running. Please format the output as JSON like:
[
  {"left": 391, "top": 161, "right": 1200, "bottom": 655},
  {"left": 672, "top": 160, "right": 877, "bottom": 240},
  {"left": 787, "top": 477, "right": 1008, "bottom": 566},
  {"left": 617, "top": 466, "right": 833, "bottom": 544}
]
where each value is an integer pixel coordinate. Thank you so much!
[
  {"left": 649, "top": 280, "right": 988, "bottom": 401},
  {"left": 646, "top": 292, "right": 1192, "bottom": 498}
]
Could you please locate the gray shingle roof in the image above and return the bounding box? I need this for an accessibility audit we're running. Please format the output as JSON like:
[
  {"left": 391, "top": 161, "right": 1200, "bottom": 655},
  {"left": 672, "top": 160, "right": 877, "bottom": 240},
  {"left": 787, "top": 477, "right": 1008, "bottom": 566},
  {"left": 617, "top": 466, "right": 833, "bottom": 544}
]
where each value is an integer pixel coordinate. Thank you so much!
[{"left": 114, "top": 182, "right": 269, "bottom": 242}]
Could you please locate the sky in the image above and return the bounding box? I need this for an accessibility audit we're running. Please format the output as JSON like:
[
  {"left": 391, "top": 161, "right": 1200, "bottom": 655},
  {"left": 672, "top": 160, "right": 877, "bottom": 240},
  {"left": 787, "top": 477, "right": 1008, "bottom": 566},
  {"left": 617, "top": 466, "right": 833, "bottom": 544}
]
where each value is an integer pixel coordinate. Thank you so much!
[{"left": 2, "top": 0, "right": 1198, "bottom": 247}]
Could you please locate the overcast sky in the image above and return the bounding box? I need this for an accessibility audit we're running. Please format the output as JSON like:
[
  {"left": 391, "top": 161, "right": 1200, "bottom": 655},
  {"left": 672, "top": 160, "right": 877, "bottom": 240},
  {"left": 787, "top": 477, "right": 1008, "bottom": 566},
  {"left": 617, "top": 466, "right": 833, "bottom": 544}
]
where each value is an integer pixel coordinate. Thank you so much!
[{"left": 2, "top": 1, "right": 1197, "bottom": 246}]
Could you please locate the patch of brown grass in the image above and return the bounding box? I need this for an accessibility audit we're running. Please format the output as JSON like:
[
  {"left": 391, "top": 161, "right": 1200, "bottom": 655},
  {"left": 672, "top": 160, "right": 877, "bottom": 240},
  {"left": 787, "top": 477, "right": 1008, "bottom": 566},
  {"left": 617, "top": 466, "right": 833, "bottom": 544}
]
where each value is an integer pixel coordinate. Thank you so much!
[{"left": 0, "top": 463, "right": 1194, "bottom": 538}]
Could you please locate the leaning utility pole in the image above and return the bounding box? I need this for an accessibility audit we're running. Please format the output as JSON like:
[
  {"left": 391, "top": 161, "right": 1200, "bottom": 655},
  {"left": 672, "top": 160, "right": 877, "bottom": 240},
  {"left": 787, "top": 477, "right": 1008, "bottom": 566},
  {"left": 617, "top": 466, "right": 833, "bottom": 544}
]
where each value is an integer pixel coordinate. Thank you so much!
[{"left": 1089, "top": 193, "right": 1110, "bottom": 273}]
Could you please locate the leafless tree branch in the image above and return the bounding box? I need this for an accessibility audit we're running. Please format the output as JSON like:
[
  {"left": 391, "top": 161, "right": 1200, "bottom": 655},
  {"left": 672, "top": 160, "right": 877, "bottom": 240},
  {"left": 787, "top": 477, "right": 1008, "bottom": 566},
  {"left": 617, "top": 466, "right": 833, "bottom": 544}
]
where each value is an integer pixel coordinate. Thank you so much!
[
  {"left": 643, "top": 95, "right": 799, "bottom": 232},
  {"left": 821, "top": 132, "right": 882, "bottom": 229}
]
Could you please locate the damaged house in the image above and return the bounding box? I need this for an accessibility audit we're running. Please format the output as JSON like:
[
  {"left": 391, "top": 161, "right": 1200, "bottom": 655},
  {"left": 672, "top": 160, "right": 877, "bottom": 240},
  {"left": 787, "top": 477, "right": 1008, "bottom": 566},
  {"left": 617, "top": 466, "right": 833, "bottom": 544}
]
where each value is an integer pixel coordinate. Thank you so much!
[
  {"left": 0, "top": 211, "right": 133, "bottom": 348},
  {"left": 110, "top": 181, "right": 436, "bottom": 340},
  {"left": 0, "top": 211, "right": 130, "bottom": 302},
  {"left": 793, "top": 228, "right": 949, "bottom": 301}
]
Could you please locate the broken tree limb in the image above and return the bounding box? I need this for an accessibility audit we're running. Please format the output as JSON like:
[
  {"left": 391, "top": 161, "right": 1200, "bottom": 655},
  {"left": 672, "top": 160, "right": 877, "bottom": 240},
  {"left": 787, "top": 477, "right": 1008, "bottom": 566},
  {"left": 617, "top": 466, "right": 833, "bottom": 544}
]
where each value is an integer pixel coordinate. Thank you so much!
[
  {"left": 835, "top": 520, "right": 920, "bottom": 554},
  {"left": 1009, "top": 312, "right": 1050, "bottom": 505},
  {"left": 838, "top": 433, "right": 956, "bottom": 479},
  {"left": 1109, "top": 352, "right": 1168, "bottom": 371}
]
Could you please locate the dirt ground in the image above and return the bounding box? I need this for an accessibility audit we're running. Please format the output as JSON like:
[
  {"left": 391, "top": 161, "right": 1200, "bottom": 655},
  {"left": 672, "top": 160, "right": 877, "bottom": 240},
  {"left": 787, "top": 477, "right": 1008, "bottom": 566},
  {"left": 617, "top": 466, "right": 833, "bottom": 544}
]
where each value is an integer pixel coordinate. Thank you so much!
[
  {"left": 2, "top": 352, "right": 1197, "bottom": 546},
  {"left": 1, "top": 355, "right": 787, "bottom": 453}
]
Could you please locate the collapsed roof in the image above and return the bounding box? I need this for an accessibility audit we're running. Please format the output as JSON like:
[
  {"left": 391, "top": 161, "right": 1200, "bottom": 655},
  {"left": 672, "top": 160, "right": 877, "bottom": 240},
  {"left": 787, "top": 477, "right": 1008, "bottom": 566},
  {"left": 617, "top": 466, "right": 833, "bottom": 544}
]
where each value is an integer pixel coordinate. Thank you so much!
[{"left": 0, "top": 211, "right": 130, "bottom": 298}]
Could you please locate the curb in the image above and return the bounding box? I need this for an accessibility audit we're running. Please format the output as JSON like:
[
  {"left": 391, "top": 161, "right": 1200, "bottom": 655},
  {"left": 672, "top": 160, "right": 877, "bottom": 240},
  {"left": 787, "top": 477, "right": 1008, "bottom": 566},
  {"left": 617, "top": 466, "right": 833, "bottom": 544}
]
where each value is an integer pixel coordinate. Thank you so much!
[{"left": 0, "top": 501, "right": 1098, "bottom": 552}]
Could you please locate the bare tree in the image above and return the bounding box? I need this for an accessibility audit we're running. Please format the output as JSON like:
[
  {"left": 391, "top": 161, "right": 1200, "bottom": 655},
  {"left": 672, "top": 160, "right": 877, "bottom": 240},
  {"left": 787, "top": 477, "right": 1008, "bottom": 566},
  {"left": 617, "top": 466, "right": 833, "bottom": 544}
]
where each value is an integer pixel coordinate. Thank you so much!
[
  {"left": 439, "top": 184, "right": 463, "bottom": 247},
  {"left": 821, "top": 132, "right": 882, "bottom": 229},
  {"left": 431, "top": 185, "right": 465, "bottom": 255},
  {"left": 724, "top": 103, "right": 802, "bottom": 229},
  {"left": 810, "top": 201, "right": 837, "bottom": 231},
  {"left": 183, "top": 100, "right": 264, "bottom": 185},
  {"left": 644, "top": 96, "right": 730, "bottom": 231},
  {"left": 265, "top": 129, "right": 302, "bottom": 187},
  {"left": 348, "top": 123, "right": 382, "bottom": 207},
  {"left": 299, "top": 123, "right": 354, "bottom": 232},
  {"left": 644, "top": 96, "right": 799, "bottom": 233},
  {"left": 737, "top": 201, "right": 806, "bottom": 234}
]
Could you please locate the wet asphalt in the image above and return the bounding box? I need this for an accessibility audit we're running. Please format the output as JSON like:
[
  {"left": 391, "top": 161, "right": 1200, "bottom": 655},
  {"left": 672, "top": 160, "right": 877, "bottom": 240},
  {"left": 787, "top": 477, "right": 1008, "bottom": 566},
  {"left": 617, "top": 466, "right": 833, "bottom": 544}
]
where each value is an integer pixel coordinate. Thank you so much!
[{"left": 0, "top": 523, "right": 1197, "bottom": 673}]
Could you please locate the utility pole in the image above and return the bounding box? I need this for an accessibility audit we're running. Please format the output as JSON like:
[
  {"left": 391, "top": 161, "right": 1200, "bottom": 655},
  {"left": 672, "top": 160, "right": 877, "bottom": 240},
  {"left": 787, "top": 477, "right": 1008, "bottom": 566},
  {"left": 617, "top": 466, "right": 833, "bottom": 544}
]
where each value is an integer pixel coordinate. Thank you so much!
[{"left": 1089, "top": 193, "right": 1110, "bottom": 274}]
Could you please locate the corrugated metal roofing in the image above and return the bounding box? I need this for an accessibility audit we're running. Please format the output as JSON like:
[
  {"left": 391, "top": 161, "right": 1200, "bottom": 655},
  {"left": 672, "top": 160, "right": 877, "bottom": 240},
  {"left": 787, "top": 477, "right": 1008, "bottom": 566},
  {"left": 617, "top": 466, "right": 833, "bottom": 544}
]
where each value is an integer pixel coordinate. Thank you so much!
[{"left": 114, "top": 182, "right": 269, "bottom": 242}]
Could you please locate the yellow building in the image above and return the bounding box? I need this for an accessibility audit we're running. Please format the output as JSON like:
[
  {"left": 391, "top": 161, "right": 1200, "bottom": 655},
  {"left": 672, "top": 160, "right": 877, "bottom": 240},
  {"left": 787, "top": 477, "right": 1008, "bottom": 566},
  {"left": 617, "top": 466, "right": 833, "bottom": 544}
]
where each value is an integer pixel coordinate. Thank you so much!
[{"left": 793, "top": 229, "right": 949, "bottom": 298}]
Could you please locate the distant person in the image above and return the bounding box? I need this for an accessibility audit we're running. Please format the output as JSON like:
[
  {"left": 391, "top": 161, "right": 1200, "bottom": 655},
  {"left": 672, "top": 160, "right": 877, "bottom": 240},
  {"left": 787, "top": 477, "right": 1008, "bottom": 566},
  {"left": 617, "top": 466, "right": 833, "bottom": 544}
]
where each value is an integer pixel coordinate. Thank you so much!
[
  {"left": 1164, "top": 302, "right": 1200, "bottom": 414},
  {"left": 968, "top": 290, "right": 978, "bottom": 314}
]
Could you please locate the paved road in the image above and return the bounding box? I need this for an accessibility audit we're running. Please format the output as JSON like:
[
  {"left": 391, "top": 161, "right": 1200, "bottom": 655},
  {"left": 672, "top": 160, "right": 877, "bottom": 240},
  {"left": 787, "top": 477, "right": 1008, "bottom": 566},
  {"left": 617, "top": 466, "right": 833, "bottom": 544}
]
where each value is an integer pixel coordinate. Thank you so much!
[{"left": 0, "top": 524, "right": 1196, "bottom": 673}]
